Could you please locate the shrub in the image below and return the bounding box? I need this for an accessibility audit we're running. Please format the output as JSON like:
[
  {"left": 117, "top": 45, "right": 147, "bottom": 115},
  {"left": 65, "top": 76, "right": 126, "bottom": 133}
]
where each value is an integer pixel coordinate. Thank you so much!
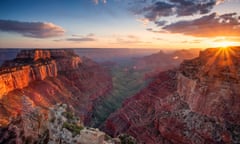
[{"left": 62, "top": 122, "right": 83, "bottom": 136}]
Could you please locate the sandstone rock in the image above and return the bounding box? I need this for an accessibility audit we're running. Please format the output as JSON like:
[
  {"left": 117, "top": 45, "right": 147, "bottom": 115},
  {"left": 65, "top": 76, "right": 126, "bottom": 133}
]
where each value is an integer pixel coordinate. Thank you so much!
[
  {"left": 178, "top": 47, "right": 240, "bottom": 123},
  {"left": 103, "top": 47, "right": 240, "bottom": 144},
  {"left": 0, "top": 104, "right": 127, "bottom": 144},
  {"left": 0, "top": 49, "right": 112, "bottom": 126}
]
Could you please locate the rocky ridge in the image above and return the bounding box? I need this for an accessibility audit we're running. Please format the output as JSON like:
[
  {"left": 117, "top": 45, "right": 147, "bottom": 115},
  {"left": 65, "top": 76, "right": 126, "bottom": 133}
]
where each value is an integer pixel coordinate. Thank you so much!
[
  {"left": 178, "top": 47, "right": 240, "bottom": 123},
  {"left": 0, "top": 103, "right": 136, "bottom": 144},
  {"left": 103, "top": 47, "right": 240, "bottom": 144},
  {"left": 0, "top": 49, "right": 112, "bottom": 126}
]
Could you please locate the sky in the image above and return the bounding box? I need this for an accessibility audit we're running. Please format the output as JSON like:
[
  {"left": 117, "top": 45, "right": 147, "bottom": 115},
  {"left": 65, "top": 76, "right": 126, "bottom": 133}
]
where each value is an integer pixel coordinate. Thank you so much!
[{"left": 0, "top": 0, "right": 240, "bottom": 49}]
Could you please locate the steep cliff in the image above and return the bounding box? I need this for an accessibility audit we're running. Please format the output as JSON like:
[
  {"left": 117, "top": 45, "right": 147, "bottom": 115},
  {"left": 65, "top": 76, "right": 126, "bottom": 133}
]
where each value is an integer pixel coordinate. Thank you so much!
[
  {"left": 103, "top": 47, "right": 240, "bottom": 144},
  {"left": 178, "top": 47, "right": 240, "bottom": 123},
  {"left": 0, "top": 49, "right": 112, "bottom": 126}
]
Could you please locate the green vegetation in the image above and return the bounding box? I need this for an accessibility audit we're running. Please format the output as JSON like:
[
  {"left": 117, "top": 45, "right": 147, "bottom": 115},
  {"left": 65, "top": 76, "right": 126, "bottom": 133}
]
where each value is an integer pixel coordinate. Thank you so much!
[
  {"left": 63, "top": 111, "right": 74, "bottom": 120},
  {"left": 91, "top": 64, "right": 150, "bottom": 127},
  {"left": 119, "top": 134, "right": 137, "bottom": 144},
  {"left": 62, "top": 122, "right": 84, "bottom": 136}
]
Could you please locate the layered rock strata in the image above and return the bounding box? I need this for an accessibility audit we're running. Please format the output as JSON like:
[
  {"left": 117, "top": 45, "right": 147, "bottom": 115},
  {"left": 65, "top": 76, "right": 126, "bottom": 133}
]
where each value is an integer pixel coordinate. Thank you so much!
[
  {"left": 103, "top": 47, "right": 240, "bottom": 144},
  {"left": 0, "top": 49, "right": 112, "bottom": 126}
]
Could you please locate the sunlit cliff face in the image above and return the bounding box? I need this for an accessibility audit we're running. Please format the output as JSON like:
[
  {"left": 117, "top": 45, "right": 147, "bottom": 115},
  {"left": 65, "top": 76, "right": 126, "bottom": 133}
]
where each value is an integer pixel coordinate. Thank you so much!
[{"left": 204, "top": 47, "right": 239, "bottom": 78}]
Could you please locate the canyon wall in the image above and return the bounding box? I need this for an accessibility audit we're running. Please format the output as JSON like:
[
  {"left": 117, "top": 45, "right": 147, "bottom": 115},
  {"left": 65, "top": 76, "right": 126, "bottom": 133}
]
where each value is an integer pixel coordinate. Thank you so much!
[
  {"left": 0, "top": 61, "right": 58, "bottom": 97},
  {"left": 0, "top": 49, "right": 112, "bottom": 126},
  {"left": 103, "top": 47, "right": 240, "bottom": 144},
  {"left": 178, "top": 47, "right": 240, "bottom": 123}
]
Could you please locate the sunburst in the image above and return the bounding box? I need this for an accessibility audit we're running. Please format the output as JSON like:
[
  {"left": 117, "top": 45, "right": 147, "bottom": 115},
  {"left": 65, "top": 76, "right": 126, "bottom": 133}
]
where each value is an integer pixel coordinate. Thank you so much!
[
  {"left": 212, "top": 41, "right": 238, "bottom": 48},
  {"left": 204, "top": 47, "right": 237, "bottom": 79}
]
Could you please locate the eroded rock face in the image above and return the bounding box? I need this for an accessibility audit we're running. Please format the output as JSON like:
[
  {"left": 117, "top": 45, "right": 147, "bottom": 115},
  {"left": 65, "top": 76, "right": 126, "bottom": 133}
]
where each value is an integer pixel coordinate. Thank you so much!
[
  {"left": 178, "top": 47, "right": 240, "bottom": 123},
  {"left": 103, "top": 47, "right": 240, "bottom": 144},
  {"left": 0, "top": 49, "right": 112, "bottom": 126},
  {"left": 0, "top": 60, "right": 58, "bottom": 97},
  {"left": 0, "top": 104, "right": 125, "bottom": 144}
]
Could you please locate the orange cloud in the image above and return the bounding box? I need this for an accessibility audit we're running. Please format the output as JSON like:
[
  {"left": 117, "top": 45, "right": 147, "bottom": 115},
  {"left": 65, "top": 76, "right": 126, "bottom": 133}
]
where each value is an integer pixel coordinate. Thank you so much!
[{"left": 163, "top": 13, "right": 240, "bottom": 37}]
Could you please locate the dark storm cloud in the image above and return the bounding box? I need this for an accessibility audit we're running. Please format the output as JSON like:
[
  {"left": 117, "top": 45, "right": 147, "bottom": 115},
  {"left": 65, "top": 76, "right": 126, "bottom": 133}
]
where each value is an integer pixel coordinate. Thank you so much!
[
  {"left": 0, "top": 20, "right": 64, "bottom": 38},
  {"left": 163, "top": 13, "right": 240, "bottom": 37},
  {"left": 132, "top": 0, "right": 221, "bottom": 22}
]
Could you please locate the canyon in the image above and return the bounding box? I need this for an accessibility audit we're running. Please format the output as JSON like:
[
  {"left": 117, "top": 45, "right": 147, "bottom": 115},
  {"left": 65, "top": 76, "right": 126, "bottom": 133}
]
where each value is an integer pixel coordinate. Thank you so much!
[
  {"left": 90, "top": 48, "right": 200, "bottom": 128},
  {"left": 1, "top": 47, "right": 239, "bottom": 144},
  {"left": 0, "top": 49, "right": 112, "bottom": 126},
  {"left": 103, "top": 47, "right": 240, "bottom": 144}
]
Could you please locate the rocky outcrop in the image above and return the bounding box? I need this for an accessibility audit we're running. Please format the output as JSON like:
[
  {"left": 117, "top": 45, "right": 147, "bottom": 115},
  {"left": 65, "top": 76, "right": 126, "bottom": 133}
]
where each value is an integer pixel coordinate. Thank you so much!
[
  {"left": 0, "top": 49, "right": 112, "bottom": 126},
  {"left": 178, "top": 47, "right": 240, "bottom": 123},
  {"left": 103, "top": 47, "right": 240, "bottom": 144},
  {"left": 0, "top": 49, "right": 81, "bottom": 97},
  {"left": 0, "top": 61, "right": 57, "bottom": 97},
  {"left": 0, "top": 103, "right": 132, "bottom": 144}
]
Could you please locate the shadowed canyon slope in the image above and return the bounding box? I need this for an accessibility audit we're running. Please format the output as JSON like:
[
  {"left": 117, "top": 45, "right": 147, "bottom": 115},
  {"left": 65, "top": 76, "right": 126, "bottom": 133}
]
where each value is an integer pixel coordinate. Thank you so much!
[
  {"left": 90, "top": 49, "right": 200, "bottom": 128},
  {"left": 103, "top": 47, "right": 240, "bottom": 144},
  {"left": 0, "top": 49, "right": 112, "bottom": 126}
]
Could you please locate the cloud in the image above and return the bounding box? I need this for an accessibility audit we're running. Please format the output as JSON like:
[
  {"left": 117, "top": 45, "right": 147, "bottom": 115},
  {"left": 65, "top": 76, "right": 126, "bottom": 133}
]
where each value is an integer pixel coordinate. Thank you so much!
[
  {"left": 93, "top": 0, "right": 107, "bottom": 5},
  {"left": 132, "top": 0, "right": 222, "bottom": 22},
  {"left": 146, "top": 28, "right": 168, "bottom": 33},
  {"left": 111, "top": 35, "right": 151, "bottom": 44},
  {"left": 54, "top": 33, "right": 96, "bottom": 42},
  {"left": 213, "top": 36, "right": 240, "bottom": 42},
  {"left": 163, "top": 13, "right": 240, "bottom": 37},
  {"left": 154, "top": 20, "right": 167, "bottom": 26},
  {"left": 66, "top": 37, "right": 96, "bottom": 42},
  {"left": 137, "top": 18, "right": 150, "bottom": 26},
  {"left": 180, "top": 40, "right": 202, "bottom": 43},
  {"left": 0, "top": 19, "right": 64, "bottom": 38},
  {"left": 72, "top": 33, "right": 95, "bottom": 37}
]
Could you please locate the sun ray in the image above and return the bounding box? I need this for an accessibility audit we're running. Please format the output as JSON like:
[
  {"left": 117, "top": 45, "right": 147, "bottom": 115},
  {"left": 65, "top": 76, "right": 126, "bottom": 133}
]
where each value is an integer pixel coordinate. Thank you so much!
[{"left": 204, "top": 47, "right": 238, "bottom": 79}]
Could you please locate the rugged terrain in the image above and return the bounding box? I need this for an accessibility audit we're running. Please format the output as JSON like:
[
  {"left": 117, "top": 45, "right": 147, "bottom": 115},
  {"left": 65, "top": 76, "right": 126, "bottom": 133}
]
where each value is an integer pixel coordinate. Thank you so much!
[
  {"left": 90, "top": 48, "right": 200, "bottom": 128},
  {"left": 0, "top": 103, "right": 137, "bottom": 144},
  {"left": 103, "top": 47, "right": 240, "bottom": 144},
  {"left": 0, "top": 49, "right": 112, "bottom": 126}
]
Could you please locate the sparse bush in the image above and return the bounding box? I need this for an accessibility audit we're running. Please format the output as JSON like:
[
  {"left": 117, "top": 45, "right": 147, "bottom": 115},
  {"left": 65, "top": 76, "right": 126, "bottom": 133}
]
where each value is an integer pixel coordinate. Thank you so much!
[
  {"left": 62, "top": 122, "right": 83, "bottom": 136},
  {"left": 118, "top": 134, "right": 137, "bottom": 144},
  {"left": 63, "top": 112, "right": 74, "bottom": 120}
]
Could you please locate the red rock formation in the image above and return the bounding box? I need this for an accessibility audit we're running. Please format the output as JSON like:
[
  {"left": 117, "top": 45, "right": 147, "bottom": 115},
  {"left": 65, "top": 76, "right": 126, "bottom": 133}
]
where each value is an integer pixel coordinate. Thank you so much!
[
  {"left": 16, "top": 49, "right": 51, "bottom": 61},
  {"left": 0, "top": 49, "right": 112, "bottom": 126},
  {"left": 0, "top": 60, "right": 58, "bottom": 97},
  {"left": 103, "top": 47, "right": 240, "bottom": 144},
  {"left": 178, "top": 47, "right": 240, "bottom": 123}
]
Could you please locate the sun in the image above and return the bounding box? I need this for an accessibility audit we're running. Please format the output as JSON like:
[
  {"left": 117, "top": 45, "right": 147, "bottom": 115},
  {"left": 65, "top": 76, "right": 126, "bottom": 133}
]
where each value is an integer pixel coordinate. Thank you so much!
[
  {"left": 204, "top": 45, "right": 238, "bottom": 79},
  {"left": 213, "top": 41, "right": 238, "bottom": 48}
]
